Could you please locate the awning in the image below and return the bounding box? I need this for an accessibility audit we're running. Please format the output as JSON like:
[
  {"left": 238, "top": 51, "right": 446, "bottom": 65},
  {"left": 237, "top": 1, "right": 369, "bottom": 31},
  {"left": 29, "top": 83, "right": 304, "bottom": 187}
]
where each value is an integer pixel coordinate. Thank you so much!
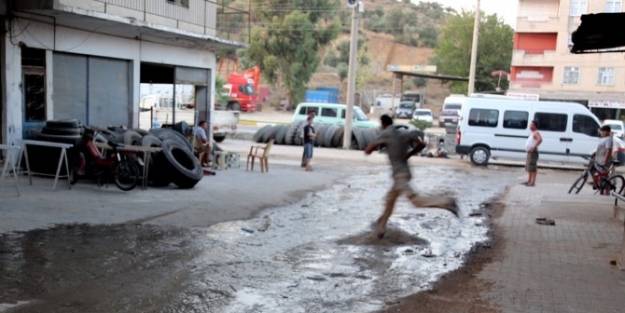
[
  {"left": 589, "top": 100, "right": 625, "bottom": 109},
  {"left": 571, "top": 13, "right": 625, "bottom": 54}
]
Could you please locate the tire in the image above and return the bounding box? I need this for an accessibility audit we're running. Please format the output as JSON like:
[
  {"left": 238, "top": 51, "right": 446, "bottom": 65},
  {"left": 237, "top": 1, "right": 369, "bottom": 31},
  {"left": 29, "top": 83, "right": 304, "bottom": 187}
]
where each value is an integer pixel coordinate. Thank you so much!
[
  {"left": 150, "top": 128, "right": 193, "bottom": 153},
  {"left": 469, "top": 146, "right": 490, "bottom": 166},
  {"left": 148, "top": 153, "right": 172, "bottom": 187},
  {"left": 228, "top": 102, "right": 241, "bottom": 111},
  {"left": 332, "top": 128, "right": 344, "bottom": 148},
  {"left": 123, "top": 130, "right": 143, "bottom": 146},
  {"left": 275, "top": 125, "right": 289, "bottom": 145},
  {"left": 46, "top": 119, "right": 81, "bottom": 129},
  {"left": 568, "top": 172, "right": 588, "bottom": 194},
  {"left": 254, "top": 125, "right": 272, "bottom": 143},
  {"left": 314, "top": 125, "right": 327, "bottom": 147},
  {"left": 100, "top": 129, "right": 124, "bottom": 145},
  {"left": 142, "top": 134, "right": 162, "bottom": 148},
  {"left": 262, "top": 125, "right": 280, "bottom": 143},
  {"left": 362, "top": 128, "right": 379, "bottom": 148},
  {"left": 113, "top": 157, "right": 140, "bottom": 191},
  {"left": 133, "top": 128, "right": 149, "bottom": 136},
  {"left": 41, "top": 127, "right": 82, "bottom": 136},
  {"left": 323, "top": 126, "right": 338, "bottom": 147},
  {"left": 213, "top": 135, "right": 226, "bottom": 143},
  {"left": 173, "top": 121, "right": 191, "bottom": 137},
  {"left": 293, "top": 122, "right": 307, "bottom": 146},
  {"left": 161, "top": 139, "right": 203, "bottom": 189},
  {"left": 605, "top": 175, "right": 625, "bottom": 195},
  {"left": 352, "top": 128, "right": 367, "bottom": 150},
  {"left": 285, "top": 123, "right": 298, "bottom": 146},
  {"left": 36, "top": 133, "right": 81, "bottom": 145}
]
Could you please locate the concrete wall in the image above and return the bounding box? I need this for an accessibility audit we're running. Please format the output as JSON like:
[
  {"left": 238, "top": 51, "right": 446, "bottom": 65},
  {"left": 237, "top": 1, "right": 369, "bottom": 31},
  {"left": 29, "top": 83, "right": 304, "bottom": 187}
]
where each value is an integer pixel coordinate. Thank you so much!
[{"left": 2, "top": 17, "right": 216, "bottom": 143}]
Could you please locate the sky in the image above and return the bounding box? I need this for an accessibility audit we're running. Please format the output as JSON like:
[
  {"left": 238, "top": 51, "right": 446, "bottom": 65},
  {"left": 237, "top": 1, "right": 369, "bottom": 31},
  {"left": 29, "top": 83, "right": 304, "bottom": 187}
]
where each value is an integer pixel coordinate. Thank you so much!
[{"left": 414, "top": 0, "right": 519, "bottom": 27}]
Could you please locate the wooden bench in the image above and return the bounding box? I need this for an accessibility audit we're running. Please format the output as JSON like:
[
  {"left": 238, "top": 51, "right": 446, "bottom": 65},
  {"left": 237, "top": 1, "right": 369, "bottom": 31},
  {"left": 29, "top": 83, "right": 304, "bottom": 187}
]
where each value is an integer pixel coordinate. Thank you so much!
[{"left": 611, "top": 192, "right": 625, "bottom": 270}]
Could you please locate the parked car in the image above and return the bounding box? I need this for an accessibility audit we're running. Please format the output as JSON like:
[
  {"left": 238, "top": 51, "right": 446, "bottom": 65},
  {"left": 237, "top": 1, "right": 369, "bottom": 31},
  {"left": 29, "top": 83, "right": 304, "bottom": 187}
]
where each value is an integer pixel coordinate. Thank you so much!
[
  {"left": 401, "top": 91, "right": 424, "bottom": 107},
  {"left": 292, "top": 103, "right": 377, "bottom": 128},
  {"left": 456, "top": 97, "right": 601, "bottom": 166},
  {"left": 394, "top": 101, "right": 417, "bottom": 119},
  {"left": 439, "top": 95, "right": 465, "bottom": 127},
  {"left": 412, "top": 109, "right": 433, "bottom": 123},
  {"left": 603, "top": 119, "right": 625, "bottom": 138}
]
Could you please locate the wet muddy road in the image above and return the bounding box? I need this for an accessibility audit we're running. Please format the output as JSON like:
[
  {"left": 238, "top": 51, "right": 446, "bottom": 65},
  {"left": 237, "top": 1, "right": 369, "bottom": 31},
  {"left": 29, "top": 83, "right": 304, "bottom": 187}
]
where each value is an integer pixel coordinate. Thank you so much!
[{"left": 0, "top": 165, "right": 516, "bottom": 313}]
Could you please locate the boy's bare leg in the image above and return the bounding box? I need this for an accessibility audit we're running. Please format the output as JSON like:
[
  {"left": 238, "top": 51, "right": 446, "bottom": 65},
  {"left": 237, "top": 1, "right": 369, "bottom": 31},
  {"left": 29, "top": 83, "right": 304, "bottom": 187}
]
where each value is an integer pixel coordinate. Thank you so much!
[
  {"left": 406, "top": 193, "right": 459, "bottom": 217},
  {"left": 376, "top": 188, "right": 401, "bottom": 238}
]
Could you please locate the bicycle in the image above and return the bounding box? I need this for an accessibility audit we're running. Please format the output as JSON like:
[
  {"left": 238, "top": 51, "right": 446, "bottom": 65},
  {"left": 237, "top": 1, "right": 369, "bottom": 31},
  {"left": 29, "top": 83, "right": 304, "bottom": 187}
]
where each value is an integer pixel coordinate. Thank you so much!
[
  {"left": 71, "top": 128, "right": 141, "bottom": 191},
  {"left": 568, "top": 157, "right": 625, "bottom": 195}
]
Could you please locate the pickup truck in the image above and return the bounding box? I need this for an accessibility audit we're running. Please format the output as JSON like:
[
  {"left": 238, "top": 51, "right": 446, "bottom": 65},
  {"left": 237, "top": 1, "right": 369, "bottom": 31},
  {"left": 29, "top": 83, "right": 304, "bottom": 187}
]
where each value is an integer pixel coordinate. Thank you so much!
[{"left": 212, "top": 110, "right": 240, "bottom": 142}]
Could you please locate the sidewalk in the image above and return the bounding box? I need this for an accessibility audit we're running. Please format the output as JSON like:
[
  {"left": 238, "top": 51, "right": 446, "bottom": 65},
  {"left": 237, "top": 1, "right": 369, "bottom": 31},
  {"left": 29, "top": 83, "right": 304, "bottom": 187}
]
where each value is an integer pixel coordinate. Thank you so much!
[{"left": 385, "top": 170, "right": 625, "bottom": 313}]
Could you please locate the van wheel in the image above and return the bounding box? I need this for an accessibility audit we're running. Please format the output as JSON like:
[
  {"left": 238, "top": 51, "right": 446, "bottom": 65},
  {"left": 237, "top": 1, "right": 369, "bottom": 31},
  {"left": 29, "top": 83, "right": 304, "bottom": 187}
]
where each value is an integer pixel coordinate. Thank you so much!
[{"left": 469, "top": 146, "right": 490, "bottom": 166}]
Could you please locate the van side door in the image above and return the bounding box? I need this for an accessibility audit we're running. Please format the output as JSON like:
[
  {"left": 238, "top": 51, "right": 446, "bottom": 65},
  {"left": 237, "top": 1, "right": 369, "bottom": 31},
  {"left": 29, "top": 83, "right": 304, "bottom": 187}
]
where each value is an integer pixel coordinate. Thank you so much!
[
  {"left": 319, "top": 106, "right": 339, "bottom": 125},
  {"left": 569, "top": 114, "right": 600, "bottom": 163},
  {"left": 493, "top": 110, "right": 530, "bottom": 160},
  {"left": 533, "top": 112, "right": 569, "bottom": 163}
]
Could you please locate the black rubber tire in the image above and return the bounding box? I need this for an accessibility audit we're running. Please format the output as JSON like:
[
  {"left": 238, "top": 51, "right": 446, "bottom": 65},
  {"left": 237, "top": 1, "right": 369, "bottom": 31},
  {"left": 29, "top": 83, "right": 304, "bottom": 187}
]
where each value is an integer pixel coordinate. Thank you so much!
[
  {"left": 293, "top": 122, "right": 307, "bottom": 146},
  {"left": 469, "top": 146, "right": 490, "bottom": 166},
  {"left": 275, "top": 125, "right": 289, "bottom": 145},
  {"left": 148, "top": 153, "right": 172, "bottom": 187},
  {"left": 228, "top": 102, "right": 241, "bottom": 111},
  {"left": 173, "top": 121, "right": 192, "bottom": 137},
  {"left": 605, "top": 175, "right": 625, "bottom": 195},
  {"left": 123, "top": 130, "right": 143, "bottom": 146},
  {"left": 41, "top": 127, "right": 82, "bottom": 136},
  {"left": 46, "top": 119, "right": 81, "bottom": 129},
  {"left": 362, "top": 128, "right": 379, "bottom": 148},
  {"left": 150, "top": 128, "right": 193, "bottom": 153},
  {"left": 262, "top": 125, "right": 280, "bottom": 143},
  {"left": 142, "top": 134, "right": 162, "bottom": 147},
  {"left": 332, "top": 128, "right": 344, "bottom": 148},
  {"left": 352, "top": 128, "right": 367, "bottom": 150},
  {"left": 322, "top": 126, "right": 337, "bottom": 147},
  {"left": 100, "top": 129, "right": 124, "bottom": 145},
  {"left": 285, "top": 123, "right": 299, "bottom": 146},
  {"left": 314, "top": 125, "right": 327, "bottom": 147},
  {"left": 161, "top": 139, "right": 203, "bottom": 189},
  {"left": 213, "top": 135, "right": 226, "bottom": 143},
  {"left": 133, "top": 128, "right": 149, "bottom": 136},
  {"left": 36, "top": 133, "right": 81, "bottom": 143},
  {"left": 113, "top": 157, "right": 140, "bottom": 191},
  {"left": 568, "top": 172, "right": 588, "bottom": 194},
  {"left": 253, "top": 125, "right": 272, "bottom": 143}
]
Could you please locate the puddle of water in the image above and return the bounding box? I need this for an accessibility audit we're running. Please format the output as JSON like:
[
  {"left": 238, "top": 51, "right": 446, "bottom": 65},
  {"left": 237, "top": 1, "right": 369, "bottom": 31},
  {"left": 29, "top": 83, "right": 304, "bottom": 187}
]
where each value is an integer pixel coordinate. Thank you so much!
[{"left": 0, "top": 165, "right": 515, "bottom": 313}]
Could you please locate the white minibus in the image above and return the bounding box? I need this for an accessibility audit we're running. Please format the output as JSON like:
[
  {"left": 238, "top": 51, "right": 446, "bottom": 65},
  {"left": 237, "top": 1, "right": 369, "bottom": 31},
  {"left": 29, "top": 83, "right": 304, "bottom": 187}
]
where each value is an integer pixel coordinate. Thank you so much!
[{"left": 456, "top": 97, "right": 601, "bottom": 166}]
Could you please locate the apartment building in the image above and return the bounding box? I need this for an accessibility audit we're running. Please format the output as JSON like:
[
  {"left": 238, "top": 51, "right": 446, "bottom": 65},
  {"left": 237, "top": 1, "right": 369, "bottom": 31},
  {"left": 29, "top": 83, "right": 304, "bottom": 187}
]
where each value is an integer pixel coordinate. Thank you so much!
[
  {"left": 0, "top": 0, "right": 245, "bottom": 146},
  {"left": 510, "top": 0, "right": 625, "bottom": 120}
]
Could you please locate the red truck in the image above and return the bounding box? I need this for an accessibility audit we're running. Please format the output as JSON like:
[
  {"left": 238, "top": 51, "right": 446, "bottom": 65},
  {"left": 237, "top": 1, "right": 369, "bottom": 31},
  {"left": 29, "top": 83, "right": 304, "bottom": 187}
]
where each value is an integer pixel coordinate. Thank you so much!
[{"left": 223, "top": 66, "right": 261, "bottom": 112}]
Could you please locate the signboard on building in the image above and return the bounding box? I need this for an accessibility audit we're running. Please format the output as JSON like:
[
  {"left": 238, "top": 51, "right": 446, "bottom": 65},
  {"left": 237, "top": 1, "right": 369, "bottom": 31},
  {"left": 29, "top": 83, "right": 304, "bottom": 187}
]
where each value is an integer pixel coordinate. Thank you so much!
[
  {"left": 506, "top": 92, "right": 540, "bottom": 101},
  {"left": 386, "top": 65, "right": 437, "bottom": 73},
  {"left": 589, "top": 100, "right": 625, "bottom": 109}
]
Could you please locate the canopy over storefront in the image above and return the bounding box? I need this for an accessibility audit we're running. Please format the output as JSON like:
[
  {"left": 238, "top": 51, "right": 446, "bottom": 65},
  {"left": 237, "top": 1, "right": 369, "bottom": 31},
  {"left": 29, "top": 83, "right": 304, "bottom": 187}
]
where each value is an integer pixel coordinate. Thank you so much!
[{"left": 571, "top": 13, "right": 625, "bottom": 54}]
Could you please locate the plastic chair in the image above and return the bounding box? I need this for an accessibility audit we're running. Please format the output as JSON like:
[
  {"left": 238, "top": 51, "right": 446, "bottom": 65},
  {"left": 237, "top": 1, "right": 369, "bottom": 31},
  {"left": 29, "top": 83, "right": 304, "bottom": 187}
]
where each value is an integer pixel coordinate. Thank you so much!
[{"left": 247, "top": 139, "right": 273, "bottom": 173}]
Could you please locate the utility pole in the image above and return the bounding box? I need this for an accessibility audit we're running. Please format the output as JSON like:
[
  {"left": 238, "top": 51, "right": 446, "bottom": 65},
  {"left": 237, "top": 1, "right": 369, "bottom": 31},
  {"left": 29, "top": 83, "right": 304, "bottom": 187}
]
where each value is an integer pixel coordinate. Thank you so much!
[
  {"left": 343, "top": 1, "right": 361, "bottom": 149},
  {"left": 468, "top": 0, "right": 481, "bottom": 95}
]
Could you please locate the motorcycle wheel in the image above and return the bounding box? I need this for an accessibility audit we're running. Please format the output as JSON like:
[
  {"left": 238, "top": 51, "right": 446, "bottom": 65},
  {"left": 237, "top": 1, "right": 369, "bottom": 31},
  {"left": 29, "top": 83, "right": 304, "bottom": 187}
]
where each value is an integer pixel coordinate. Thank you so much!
[{"left": 113, "top": 157, "right": 140, "bottom": 191}]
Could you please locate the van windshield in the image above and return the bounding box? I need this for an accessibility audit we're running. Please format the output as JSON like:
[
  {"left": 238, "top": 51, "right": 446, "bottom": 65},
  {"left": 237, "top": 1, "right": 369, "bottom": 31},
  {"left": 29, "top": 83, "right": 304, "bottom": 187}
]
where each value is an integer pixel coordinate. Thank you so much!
[
  {"left": 609, "top": 124, "right": 623, "bottom": 131},
  {"left": 399, "top": 102, "right": 415, "bottom": 109},
  {"left": 445, "top": 104, "right": 461, "bottom": 110},
  {"left": 415, "top": 111, "right": 431, "bottom": 116}
]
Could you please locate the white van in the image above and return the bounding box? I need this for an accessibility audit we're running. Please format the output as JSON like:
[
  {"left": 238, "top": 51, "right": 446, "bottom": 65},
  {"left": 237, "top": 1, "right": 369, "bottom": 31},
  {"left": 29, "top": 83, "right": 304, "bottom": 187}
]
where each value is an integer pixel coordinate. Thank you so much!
[
  {"left": 439, "top": 95, "right": 466, "bottom": 126},
  {"left": 456, "top": 97, "right": 601, "bottom": 166}
]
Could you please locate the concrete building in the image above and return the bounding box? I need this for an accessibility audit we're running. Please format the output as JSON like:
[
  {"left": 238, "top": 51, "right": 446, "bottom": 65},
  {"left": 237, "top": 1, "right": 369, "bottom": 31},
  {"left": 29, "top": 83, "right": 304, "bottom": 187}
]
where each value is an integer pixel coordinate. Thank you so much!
[
  {"left": 510, "top": 0, "right": 625, "bottom": 120},
  {"left": 0, "top": 0, "right": 245, "bottom": 146}
]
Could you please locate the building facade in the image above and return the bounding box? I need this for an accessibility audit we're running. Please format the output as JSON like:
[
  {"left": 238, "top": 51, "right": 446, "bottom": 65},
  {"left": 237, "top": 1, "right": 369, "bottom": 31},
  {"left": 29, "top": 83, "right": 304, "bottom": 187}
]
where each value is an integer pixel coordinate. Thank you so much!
[
  {"left": 0, "top": 0, "right": 244, "bottom": 146},
  {"left": 510, "top": 0, "right": 625, "bottom": 120}
]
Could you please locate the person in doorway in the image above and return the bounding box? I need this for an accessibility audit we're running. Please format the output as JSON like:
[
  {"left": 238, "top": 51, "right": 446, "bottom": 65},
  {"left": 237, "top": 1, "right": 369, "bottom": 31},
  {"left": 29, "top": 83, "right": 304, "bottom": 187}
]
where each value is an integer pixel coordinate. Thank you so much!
[
  {"left": 194, "top": 120, "right": 211, "bottom": 168},
  {"left": 302, "top": 114, "right": 316, "bottom": 171},
  {"left": 524, "top": 120, "right": 543, "bottom": 187},
  {"left": 364, "top": 114, "right": 458, "bottom": 239}
]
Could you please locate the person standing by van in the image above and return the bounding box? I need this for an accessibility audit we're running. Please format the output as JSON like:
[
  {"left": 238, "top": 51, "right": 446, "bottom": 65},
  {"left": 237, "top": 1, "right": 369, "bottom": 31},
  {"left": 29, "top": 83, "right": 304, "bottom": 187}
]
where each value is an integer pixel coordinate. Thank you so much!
[
  {"left": 365, "top": 115, "right": 458, "bottom": 239},
  {"left": 302, "top": 114, "right": 316, "bottom": 171},
  {"left": 525, "top": 120, "right": 543, "bottom": 186}
]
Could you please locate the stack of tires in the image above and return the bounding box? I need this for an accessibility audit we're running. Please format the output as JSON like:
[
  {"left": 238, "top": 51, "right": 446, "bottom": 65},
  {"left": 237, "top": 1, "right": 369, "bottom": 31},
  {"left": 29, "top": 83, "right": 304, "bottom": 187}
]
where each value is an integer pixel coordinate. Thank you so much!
[
  {"left": 146, "top": 126, "right": 203, "bottom": 189},
  {"left": 27, "top": 120, "right": 84, "bottom": 175},
  {"left": 253, "top": 122, "right": 383, "bottom": 150}
]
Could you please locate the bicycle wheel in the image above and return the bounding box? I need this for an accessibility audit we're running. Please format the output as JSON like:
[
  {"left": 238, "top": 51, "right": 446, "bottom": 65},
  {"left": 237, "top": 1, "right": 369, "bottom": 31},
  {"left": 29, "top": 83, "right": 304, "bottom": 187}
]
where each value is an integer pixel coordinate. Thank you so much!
[
  {"left": 604, "top": 175, "right": 625, "bottom": 195},
  {"left": 568, "top": 172, "right": 589, "bottom": 194},
  {"left": 113, "top": 158, "right": 139, "bottom": 191}
]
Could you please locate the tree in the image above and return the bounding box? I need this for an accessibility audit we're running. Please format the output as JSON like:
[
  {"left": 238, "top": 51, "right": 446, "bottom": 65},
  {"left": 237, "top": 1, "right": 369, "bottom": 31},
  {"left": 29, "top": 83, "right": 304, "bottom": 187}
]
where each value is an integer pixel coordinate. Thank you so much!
[
  {"left": 240, "top": 0, "right": 340, "bottom": 107},
  {"left": 434, "top": 12, "right": 513, "bottom": 93}
]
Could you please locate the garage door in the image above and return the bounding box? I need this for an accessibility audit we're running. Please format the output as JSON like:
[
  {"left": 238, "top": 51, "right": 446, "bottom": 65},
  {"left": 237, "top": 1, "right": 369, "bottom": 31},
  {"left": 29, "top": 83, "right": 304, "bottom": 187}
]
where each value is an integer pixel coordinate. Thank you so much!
[{"left": 53, "top": 53, "right": 130, "bottom": 127}]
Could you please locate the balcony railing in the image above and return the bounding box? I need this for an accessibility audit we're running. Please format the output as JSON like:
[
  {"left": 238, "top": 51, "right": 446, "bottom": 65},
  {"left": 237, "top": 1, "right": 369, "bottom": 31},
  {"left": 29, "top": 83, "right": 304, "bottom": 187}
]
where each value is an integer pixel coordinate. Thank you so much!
[{"left": 89, "top": 0, "right": 249, "bottom": 44}]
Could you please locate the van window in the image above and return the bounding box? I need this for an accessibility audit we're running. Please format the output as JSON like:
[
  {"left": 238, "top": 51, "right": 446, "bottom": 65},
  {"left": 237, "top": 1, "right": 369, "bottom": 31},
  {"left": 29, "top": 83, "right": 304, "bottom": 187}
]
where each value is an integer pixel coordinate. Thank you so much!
[
  {"left": 299, "top": 106, "right": 319, "bottom": 116},
  {"left": 503, "top": 111, "right": 529, "bottom": 129},
  {"left": 534, "top": 113, "right": 567, "bottom": 132},
  {"left": 573, "top": 115, "right": 600, "bottom": 137},
  {"left": 444, "top": 104, "right": 462, "bottom": 110},
  {"left": 468, "top": 109, "right": 499, "bottom": 127},
  {"left": 321, "top": 107, "right": 338, "bottom": 118}
]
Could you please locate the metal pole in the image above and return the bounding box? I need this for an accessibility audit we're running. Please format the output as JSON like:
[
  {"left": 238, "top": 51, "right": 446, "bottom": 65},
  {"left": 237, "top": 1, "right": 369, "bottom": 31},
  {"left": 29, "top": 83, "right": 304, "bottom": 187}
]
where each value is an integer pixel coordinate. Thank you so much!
[
  {"left": 343, "top": 2, "right": 360, "bottom": 149},
  {"left": 468, "top": 0, "right": 481, "bottom": 95}
]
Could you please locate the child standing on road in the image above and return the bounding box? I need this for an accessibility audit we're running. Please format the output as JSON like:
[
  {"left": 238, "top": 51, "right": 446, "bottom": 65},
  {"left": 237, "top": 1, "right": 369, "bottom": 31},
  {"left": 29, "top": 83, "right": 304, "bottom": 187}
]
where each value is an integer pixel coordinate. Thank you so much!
[
  {"left": 303, "top": 114, "right": 316, "bottom": 171},
  {"left": 525, "top": 120, "right": 543, "bottom": 187},
  {"left": 364, "top": 115, "right": 458, "bottom": 239}
]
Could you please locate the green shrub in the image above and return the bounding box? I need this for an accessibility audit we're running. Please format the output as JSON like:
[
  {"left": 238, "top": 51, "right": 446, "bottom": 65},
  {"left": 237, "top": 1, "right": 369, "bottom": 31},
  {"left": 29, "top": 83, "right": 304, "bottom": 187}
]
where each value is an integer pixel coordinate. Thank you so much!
[{"left": 410, "top": 119, "right": 432, "bottom": 130}]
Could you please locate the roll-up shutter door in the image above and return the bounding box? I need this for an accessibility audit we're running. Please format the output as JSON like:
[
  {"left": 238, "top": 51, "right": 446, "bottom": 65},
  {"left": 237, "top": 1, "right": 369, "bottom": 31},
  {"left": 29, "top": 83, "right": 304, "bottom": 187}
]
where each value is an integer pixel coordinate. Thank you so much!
[
  {"left": 52, "top": 53, "right": 88, "bottom": 122},
  {"left": 175, "top": 66, "right": 209, "bottom": 86}
]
